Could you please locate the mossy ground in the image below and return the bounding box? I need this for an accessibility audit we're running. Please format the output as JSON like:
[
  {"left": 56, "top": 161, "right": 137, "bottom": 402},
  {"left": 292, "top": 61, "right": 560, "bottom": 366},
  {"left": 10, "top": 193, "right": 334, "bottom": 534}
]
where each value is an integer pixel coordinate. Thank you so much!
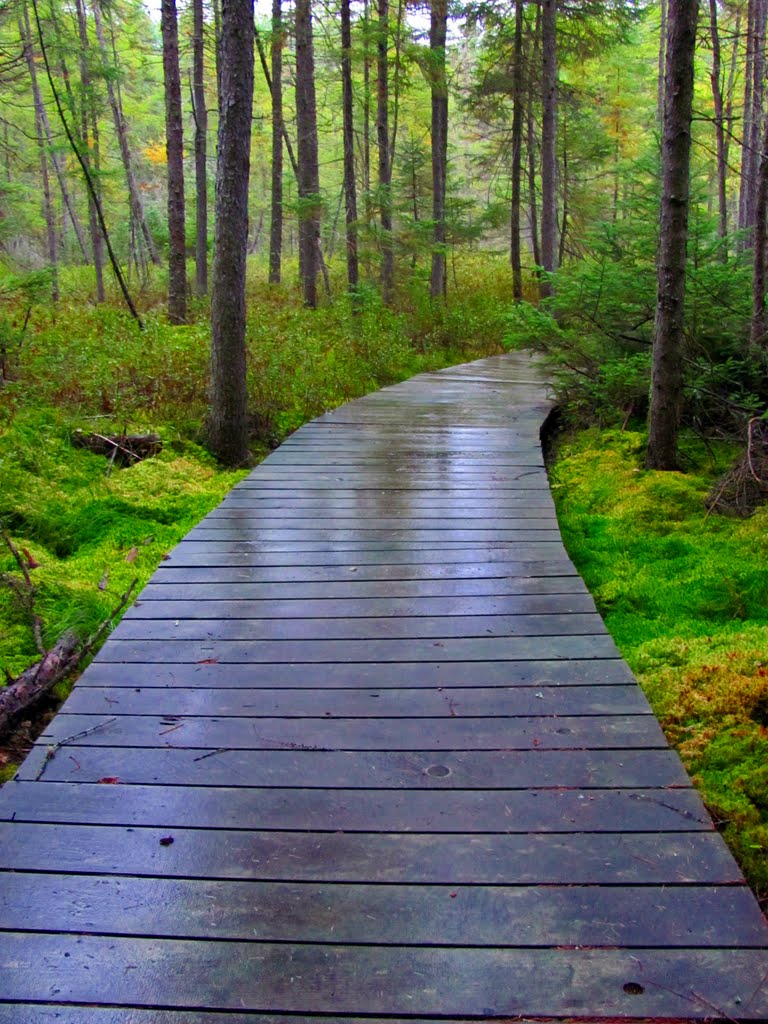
[
  {"left": 0, "top": 254, "right": 510, "bottom": 778},
  {"left": 551, "top": 428, "right": 768, "bottom": 905}
]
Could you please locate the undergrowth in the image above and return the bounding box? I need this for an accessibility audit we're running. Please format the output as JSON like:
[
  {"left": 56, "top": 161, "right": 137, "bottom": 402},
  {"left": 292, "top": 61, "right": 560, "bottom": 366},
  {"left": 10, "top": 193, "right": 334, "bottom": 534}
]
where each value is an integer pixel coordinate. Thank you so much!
[{"left": 551, "top": 427, "right": 768, "bottom": 903}]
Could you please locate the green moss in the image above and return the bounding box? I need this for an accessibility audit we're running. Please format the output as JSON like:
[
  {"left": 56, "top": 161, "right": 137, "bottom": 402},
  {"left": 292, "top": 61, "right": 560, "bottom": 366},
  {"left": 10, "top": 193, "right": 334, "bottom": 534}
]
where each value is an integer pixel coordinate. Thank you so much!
[{"left": 552, "top": 428, "right": 768, "bottom": 900}]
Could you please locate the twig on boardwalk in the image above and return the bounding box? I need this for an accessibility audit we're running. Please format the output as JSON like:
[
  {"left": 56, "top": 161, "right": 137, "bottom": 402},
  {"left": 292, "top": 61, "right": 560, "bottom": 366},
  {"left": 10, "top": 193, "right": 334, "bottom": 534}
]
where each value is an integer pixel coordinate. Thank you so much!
[
  {"left": 35, "top": 716, "right": 119, "bottom": 779},
  {"left": 192, "top": 747, "right": 233, "bottom": 762}
]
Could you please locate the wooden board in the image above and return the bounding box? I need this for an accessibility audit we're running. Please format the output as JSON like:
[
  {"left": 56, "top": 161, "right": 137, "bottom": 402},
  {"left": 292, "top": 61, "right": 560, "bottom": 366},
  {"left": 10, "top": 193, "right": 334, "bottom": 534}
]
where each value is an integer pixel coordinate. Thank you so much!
[{"left": 1, "top": 353, "right": 766, "bottom": 1022}]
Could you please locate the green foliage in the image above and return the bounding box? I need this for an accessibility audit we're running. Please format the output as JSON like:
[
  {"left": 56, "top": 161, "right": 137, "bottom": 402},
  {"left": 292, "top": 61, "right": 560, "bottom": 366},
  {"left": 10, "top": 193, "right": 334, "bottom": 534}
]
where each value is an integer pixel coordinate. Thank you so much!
[{"left": 552, "top": 428, "right": 768, "bottom": 899}]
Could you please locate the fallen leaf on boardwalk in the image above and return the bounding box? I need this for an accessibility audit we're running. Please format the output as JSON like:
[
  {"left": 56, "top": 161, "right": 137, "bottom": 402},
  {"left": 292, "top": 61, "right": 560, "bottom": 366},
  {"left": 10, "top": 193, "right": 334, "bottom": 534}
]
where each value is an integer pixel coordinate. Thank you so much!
[
  {"left": 98, "top": 571, "right": 109, "bottom": 591},
  {"left": 449, "top": 892, "right": 457, "bottom": 898},
  {"left": 22, "top": 548, "right": 40, "bottom": 569},
  {"left": 125, "top": 547, "right": 138, "bottom": 563},
  {"left": 159, "top": 836, "right": 175, "bottom": 846},
  {"left": 97, "top": 776, "right": 120, "bottom": 784},
  {"left": 161, "top": 553, "right": 171, "bottom": 561},
  {"left": 196, "top": 657, "right": 219, "bottom": 664}
]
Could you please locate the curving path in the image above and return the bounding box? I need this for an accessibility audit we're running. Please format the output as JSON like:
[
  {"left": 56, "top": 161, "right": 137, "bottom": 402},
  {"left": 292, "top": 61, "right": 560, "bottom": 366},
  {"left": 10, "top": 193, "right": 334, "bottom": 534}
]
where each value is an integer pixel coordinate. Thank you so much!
[{"left": 0, "top": 352, "right": 766, "bottom": 1022}]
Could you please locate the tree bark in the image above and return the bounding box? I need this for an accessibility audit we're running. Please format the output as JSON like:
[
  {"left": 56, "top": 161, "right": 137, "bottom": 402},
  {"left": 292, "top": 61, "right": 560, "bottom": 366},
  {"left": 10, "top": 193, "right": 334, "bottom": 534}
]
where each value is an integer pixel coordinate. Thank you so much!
[
  {"left": 295, "top": 0, "right": 320, "bottom": 308},
  {"left": 510, "top": 0, "right": 524, "bottom": 301},
  {"left": 708, "top": 0, "right": 728, "bottom": 251},
  {"left": 363, "top": 0, "right": 372, "bottom": 222},
  {"left": 268, "top": 0, "right": 283, "bottom": 284},
  {"left": 377, "top": 0, "right": 394, "bottom": 303},
  {"left": 341, "top": 0, "right": 359, "bottom": 294},
  {"left": 739, "top": 0, "right": 757, "bottom": 238},
  {"left": 429, "top": 0, "right": 448, "bottom": 301},
  {"left": 192, "top": 0, "right": 208, "bottom": 295},
  {"left": 161, "top": 0, "right": 187, "bottom": 323},
  {"left": 647, "top": 0, "right": 699, "bottom": 471},
  {"left": 92, "top": 0, "right": 159, "bottom": 267},
  {"left": 208, "top": 0, "right": 255, "bottom": 466},
  {"left": 74, "top": 0, "right": 105, "bottom": 302},
  {"left": 751, "top": 110, "right": 768, "bottom": 350},
  {"left": 657, "top": 0, "right": 667, "bottom": 129},
  {"left": 746, "top": 0, "right": 768, "bottom": 239},
  {"left": 526, "top": 8, "right": 541, "bottom": 271},
  {"left": 539, "top": 0, "right": 557, "bottom": 298}
]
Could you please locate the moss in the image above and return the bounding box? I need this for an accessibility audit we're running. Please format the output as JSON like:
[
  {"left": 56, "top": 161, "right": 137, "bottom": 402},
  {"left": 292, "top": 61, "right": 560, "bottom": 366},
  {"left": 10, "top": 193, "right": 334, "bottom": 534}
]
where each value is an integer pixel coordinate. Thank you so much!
[{"left": 552, "top": 428, "right": 768, "bottom": 901}]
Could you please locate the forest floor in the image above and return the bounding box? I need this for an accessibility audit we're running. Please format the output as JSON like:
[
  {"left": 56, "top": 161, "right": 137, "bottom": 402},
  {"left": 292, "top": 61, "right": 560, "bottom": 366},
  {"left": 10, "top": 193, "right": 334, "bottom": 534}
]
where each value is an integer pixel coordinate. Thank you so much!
[{"left": 1, "top": 254, "right": 766, "bottom": 908}]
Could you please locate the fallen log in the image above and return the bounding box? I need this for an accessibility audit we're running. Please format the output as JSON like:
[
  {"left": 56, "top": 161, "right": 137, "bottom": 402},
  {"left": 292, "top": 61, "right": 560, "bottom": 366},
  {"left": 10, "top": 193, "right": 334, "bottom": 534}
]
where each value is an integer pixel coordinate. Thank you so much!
[
  {"left": 0, "top": 632, "right": 80, "bottom": 734},
  {"left": 72, "top": 430, "right": 162, "bottom": 467}
]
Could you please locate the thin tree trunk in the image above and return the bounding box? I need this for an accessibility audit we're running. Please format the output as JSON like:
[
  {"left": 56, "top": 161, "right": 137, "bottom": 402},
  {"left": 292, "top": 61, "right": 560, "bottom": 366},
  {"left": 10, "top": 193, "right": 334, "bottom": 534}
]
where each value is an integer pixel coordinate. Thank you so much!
[
  {"left": 739, "top": 0, "right": 757, "bottom": 237},
  {"left": 388, "top": 0, "right": 404, "bottom": 176},
  {"left": 746, "top": 0, "right": 768, "bottom": 237},
  {"left": 526, "top": 7, "right": 541, "bottom": 270},
  {"left": 647, "top": 0, "right": 699, "bottom": 471},
  {"left": 74, "top": 0, "right": 104, "bottom": 301},
  {"left": 92, "top": 0, "right": 159, "bottom": 266},
  {"left": 268, "top": 0, "right": 283, "bottom": 284},
  {"left": 708, "top": 0, "right": 728, "bottom": 251},
  {"left": 751, "top": 111, "right": 768, "bottom": 349},
  {"left": 209, "top": 0, "right": 255, "bottom": 466},
  {"left": 377, "top": 0, "right": 394, "bottom": 303},
  {"left": 510, "top": 0, "right": 524, "bottom": 300},
  {"left": 429, "top": 0, "right": 447, "bottom": 301},
  {"left": 21, "top": 6, "right": 58, "bottom": 302},
  {"left": 657, "top": 0, "right": 667, "bottom": 128},
  {"left": 539, "top": 0, "right": 557, "bottom": 298},
  {"left": 558, "top": 110, "right": 568, "bottom": 265},
  {"left": 363, "top": 0, "right": 371, "bottom": 221},
  {"left": 295, "top": 0, "right": 320, "bottom": 308},
  {"left": 161, "top": 0, "right": 187, "bottom": 323},
  {"left": 192, "top": 0, "right": 208, "bottom": 294},
  {"left": 341, "top": 0, "right": 359, "bottom": 294}
]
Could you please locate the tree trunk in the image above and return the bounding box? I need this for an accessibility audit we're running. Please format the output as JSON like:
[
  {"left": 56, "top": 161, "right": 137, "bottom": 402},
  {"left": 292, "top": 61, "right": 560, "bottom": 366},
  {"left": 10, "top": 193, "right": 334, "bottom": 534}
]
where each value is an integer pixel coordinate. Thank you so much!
[
  {"left": 389, "top": 0, "right": 404, "bottom": 176},
  {"left": 746, "top": 0, "right": 768, "bottom": 238},
  {"left": 295, "top": 0, "right": 320, "bottom": 308},
  {"left": 377, "top": 0, "right": 394, "bottom": 303},
  {"left": 539, "top": 0, "right": 557, "bottom": 298},
  {"left": 341, "top": 0, "right": 359, "bottom": 294},
  {"left": 657, "top": 0, "right": 667, "bottom": 128},
  {"left": 20, "top": 5, "right": 58, "bottom": 301},
  {"left": 647, "top": 0, "right": 699, "bottom": 471},
  {"left": 739, "top": 0, "right": 757, "bottom": 238},
  {"left": 708, "top": 0, "right": 728, "bottom": 252},
  {"left": 510, "top": 0, "right": 524, "bottom": 301},
  {"left": 208, "top": 0, "right": 255, "bottom": 466},
  {"left": 526, "top": 9, "right": 541, "bottom": 270},
  {"left": 74, "top": 0, "right": 105, "bottom": 302},
  {"left": 192, "top": 0, "right": 208, "bottom": 295},
  {"left": 92, "top": 0, "right": 159, "bottom": 267},
  {"left": 363, "top": 0, "right": 371, "bottom": 222},
  {"left": 429, "top": 0, "right": 448, "bottom": 302},
  {"left": 268, "top": 0, "right": 283, "bottom": 284},
  {"left": 161, "top": 0, "right": 187, "bottom": 323}
]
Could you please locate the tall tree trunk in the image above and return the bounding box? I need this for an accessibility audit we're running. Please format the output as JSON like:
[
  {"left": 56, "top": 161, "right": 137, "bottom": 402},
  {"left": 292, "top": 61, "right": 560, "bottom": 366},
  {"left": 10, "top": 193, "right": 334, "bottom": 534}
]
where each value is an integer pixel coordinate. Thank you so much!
[
  {"left": 295, "top": 0, "right": 320, "bottom": 308},
  {"left": 739, "top": 0, "right": 757, "bottom": 238},
  {"left": 377, "top": 0, "right": 394, "bottom": 303},
  {"left": 161, "top": 0, "right": 187, "bottom": 323},
  {"left": 429, "top": 0, "right": 448, "bottom": 301},
  {"left": 526, "top": 7, "right": 541, "bottom": 270},
  {"left": 92, "top": 0, "right": 159, "bottom": 267},
  {"left": 20, "top": 6, "right": 58, "bottom": 302},
  {"left": 708, "top": 0, "right": 728, "bottom": 252},
  {"left": 751, "top": 111, "right": 768, "bottom": 350},
  {"left": 209, "top": 0, "right": 255, "bottom": 466},
  {"left": 647, "top": 0, "right": 699, "bottom": 471},
  {"left": 558, "top": 110, "right": 568, "bottom": 265},
  {"left": 510, "top": 0, "right": 524, "bottom": 301},
  {"left": 192, "top": 0, "right": 208, "bottom": 295},
  {"left": 657, "top": 0, "right": 667, "bottom": 128},
  {"left": 539, "top": 0, "right": 557, "bottom": 298},
  {"left": 74, "top": 0, "right": 104, "bottom": 301},
  {"left": 341, "top": 0, "right": 359, "bottom": 294},
  {"left": 389, "top": 0, "right": 404, "bottom": 176},
  {"left": 746, "top": 0, "right": 768, "bottom": 238},
  {"left": 363, "top": 0, "right": 371, "bottom": 222},
  {"left": 268, "top": 0, "right": 283, "bottom": 284}
]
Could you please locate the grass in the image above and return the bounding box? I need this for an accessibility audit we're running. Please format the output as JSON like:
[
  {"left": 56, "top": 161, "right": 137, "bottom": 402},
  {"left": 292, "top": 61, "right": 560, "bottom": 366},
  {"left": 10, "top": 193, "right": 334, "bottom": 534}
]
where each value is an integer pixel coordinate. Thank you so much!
[
  {"left": 550, "top": 427, "right": 768, "bottom": 904},
  {"left": 0, "top": 252, "right": 511, "bottom": 781}
]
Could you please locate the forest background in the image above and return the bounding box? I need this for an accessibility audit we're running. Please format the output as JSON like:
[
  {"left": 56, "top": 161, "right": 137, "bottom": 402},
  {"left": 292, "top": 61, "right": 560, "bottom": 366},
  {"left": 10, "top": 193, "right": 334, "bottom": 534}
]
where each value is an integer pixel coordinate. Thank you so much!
[{"left": 1, "top": 0, "right": 768, "bottom": 907}]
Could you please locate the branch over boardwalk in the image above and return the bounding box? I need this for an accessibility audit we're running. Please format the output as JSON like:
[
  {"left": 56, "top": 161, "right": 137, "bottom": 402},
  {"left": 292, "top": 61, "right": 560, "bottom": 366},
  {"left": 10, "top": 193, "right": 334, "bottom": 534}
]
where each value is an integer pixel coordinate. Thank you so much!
[{"left": 0, "top": 353, "right": 766, "bottom": 1021}]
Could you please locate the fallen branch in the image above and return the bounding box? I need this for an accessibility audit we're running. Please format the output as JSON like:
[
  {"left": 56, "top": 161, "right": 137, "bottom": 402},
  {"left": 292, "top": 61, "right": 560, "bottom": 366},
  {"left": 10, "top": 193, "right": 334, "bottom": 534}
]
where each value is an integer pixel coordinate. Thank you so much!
[{"left": 71, "top": 430, "right": 162, "bottom": 467}]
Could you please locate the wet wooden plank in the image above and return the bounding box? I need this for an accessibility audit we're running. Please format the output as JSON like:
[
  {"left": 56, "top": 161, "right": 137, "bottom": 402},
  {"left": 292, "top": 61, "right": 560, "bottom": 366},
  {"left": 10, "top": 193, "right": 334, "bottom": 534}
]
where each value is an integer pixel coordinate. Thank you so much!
[
  {"left": 95, "top": 634, "right": 621, "bottom": 663},
  {"left": 61, "top": 682, "right": 648, "bottom": 717},
  {"left": 78, "top": 658, "right": 636, "bottom": 689},
  {"left": 16, "top": 746, "right": 684, "bottom": 788},
  {"left": 0, "top": 1012, "right": 701, "bottom": 1024},
  {"left": 110, "top": 613, "right": 606, "bottom": 642},
  {"left": 38, "top": 712, "right": 663, "bottom": 752},
  {"left": 1, "top": 934, "right": 766, "bottom": 1018},
  {"left": 149, "top": 559, "right": 579, "bottom": 581},
  {"left": 2, "top": 874, "right": 765, "bottom": 947},
  {"left": 0, "top": 823, "right": 741, "bottom": 884},
  {"left": 0, "top": 782, "right": 711, "bottom": 831},
  {"left": 125, "top": 594, "right": 597, "bottom": 621},
  {"left": 137, "top": 576, "right": 589, "bottom": 601},
  {"left": 162, "top": 547, "right": 572, "bottom": 567}
]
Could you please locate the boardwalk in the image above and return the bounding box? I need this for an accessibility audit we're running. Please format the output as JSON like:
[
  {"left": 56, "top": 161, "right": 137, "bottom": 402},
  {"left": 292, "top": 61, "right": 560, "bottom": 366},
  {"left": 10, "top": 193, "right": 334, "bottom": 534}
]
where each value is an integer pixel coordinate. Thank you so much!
[{"left": 0, "top": 352, "right": 766, "bottom": 1022}]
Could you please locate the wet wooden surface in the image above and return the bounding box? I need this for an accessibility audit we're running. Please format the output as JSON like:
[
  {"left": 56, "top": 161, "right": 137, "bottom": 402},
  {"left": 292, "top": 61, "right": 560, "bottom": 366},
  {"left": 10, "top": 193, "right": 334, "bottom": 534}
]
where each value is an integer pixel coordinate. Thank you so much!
[{"left": 1, "top": 352, "right": 766, "bottom": 1021}]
